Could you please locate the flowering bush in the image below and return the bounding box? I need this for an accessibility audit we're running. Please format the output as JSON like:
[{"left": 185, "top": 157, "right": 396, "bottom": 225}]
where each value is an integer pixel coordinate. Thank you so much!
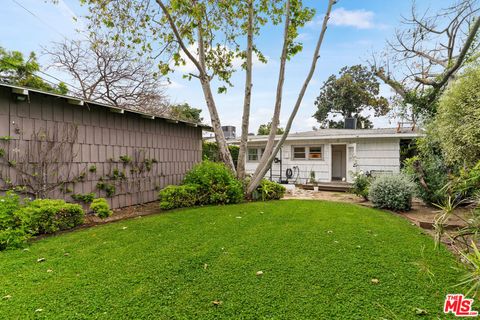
[{"left": 350, "top": 171, "right": 372, "bottom": 201}]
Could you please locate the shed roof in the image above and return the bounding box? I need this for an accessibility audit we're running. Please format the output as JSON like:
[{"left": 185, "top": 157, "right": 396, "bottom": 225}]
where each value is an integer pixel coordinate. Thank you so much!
[
  {"left": 233, "top": 127, "right": 422, "bottom": 143},
  {"left": 0, "top": 82, "right": 212, "bottom": 130}
]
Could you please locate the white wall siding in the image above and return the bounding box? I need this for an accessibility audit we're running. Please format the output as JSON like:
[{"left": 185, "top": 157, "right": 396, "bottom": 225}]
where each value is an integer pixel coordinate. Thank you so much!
[
  {"left": 355, "top": 138, "right": 400, "bottom": 174},
  {"left": 243, "top": 137, "right": 401, "bottom": 183}
]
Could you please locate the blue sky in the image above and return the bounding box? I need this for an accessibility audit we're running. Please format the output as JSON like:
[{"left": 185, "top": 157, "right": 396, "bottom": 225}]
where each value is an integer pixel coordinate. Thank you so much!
[{"left": 1, "top": 0, "right": 450, "bottom": 133}]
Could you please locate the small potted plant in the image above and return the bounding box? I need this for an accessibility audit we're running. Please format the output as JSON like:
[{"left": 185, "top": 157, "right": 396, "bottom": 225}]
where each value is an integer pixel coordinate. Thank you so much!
[{"left": 309, "top": 171, "right": 319, "bottom": 191}]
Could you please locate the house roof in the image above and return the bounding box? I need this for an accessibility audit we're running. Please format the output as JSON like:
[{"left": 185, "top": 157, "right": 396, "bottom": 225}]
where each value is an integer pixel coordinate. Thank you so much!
[
  {"left": 233, "top": 127, "right": 422, "bottom": 144},
  {"left": 0, "top": 82, "right": 212, "bottom": 130}
]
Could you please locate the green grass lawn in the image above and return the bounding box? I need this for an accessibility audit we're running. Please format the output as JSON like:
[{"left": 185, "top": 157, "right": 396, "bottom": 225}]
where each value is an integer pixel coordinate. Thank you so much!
[{"left": 0, "top": 200, "right": 467, "bottom": 319}]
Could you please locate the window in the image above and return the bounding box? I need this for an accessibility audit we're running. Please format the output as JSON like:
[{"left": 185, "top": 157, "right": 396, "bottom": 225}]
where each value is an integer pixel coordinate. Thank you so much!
[
  {"left": 292, "top": 146, "right": 324, "bottom": 160},
  {"left": 308, "top": 146, "right": 323, "bottom": 159},
  {"left": 248, "top": 148, "right": 258, "bottom": 161},
  {"left": 293, "top": 147, "right": 306, "bottom": 159}
]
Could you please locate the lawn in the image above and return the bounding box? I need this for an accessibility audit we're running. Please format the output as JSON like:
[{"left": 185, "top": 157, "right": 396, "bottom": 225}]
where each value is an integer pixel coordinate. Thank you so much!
[{"left": 0, "top": 200, "right": 466, "bottom": 319}]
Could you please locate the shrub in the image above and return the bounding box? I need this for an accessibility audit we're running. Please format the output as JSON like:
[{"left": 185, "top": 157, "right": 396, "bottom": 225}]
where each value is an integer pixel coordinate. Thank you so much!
[
  {"left": 15, "top": 199, "right": 84, "bottom": 235},
  {"left": 403, "top": 154, "right": 448, "bottom": 205},
  {"left": 0, "top": 192, "right": 27, "bottom": 250},
  {"left": 253, "top": 179, "right": 286, "bottom": 201},
  {"left": 0, "top": 191, "right": 22, "bottom": 229},
  {"left": 0, "top": 228, "right": 29, "bottom": 251},
  {"left": 369, "top": 174, "right": 415, "bottom": 211},
  {"left": 90, "top": 198, "right": 112, "bottom": 219},
  {"left": 159, "top": 185, "right": 200, "bottom": 210},
  {"left": 350, "top": 171, "right": 371, "bottom": 200},
  {"left": 433, "top": 66, "right": 480, "bottom": 167},
  {"left": 183, "top": 160, "right": 243, "bottom": 205},
  {"left": 71, "top": 193, "right": 96, "bottom": 203}
]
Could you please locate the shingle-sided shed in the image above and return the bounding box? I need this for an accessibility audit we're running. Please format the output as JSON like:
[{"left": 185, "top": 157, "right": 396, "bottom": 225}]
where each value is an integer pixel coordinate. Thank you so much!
[{"left": 0, "top": 83, "right": 207, "bottom": 209}]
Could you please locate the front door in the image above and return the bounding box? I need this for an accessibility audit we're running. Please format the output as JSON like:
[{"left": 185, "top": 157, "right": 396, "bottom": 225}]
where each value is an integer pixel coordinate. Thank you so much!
[{"left": 331, "top": 145, "right": 346, "bottom": 181}]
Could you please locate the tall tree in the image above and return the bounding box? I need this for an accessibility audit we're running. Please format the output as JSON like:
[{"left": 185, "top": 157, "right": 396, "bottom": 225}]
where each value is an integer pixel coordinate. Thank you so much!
[
  {"left": 246, "top": 0, "right": 335, "bottom": 194},
  {"left": 168, "top": 103, "right": 203, "bottom": 123},
  {"left": 45, "top": 36, "right": 168, "bottom": 115},
  {"left": 257, "top": 122, "right": 285, "bottom": 135},
  {"left": 0, "top": 47, "right": 67, "bottom": 94},
  {"left": 313, "top": 65, "right": 388, "bottom": 129},
  {"left": 370, "top": 0, "right": 480, "bottom": 122},
  {"left": 78, "top": 0, "right": 335, "bottom": 192}
]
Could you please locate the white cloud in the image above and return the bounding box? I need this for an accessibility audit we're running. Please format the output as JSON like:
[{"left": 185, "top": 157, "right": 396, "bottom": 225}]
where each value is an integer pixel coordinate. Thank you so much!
[{"left": 330, "top": 8, "right": 375, "bottom": 29}]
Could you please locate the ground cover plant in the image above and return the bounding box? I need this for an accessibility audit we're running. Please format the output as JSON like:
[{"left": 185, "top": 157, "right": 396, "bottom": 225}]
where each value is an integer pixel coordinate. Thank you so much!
[{"left": 0, "top": 200, "right": 467, "bottom": 319}]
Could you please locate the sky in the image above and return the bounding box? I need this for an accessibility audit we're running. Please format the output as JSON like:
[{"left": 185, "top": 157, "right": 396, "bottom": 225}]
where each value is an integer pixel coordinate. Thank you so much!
[{"left": 0, "top": 0, "right": 451, "bottom": 134}]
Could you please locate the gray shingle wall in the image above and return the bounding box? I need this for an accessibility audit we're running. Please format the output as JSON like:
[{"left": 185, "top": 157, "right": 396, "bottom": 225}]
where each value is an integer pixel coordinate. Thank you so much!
[{"left": 0, "top": 87, "right": 202, "bottom": 209}]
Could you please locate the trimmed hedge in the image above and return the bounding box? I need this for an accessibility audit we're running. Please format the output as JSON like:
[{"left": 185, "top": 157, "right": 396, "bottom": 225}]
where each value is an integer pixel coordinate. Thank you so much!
[
  {"left": 159, "top": 185, "right": 200, "bottom": 210},
  {"left": 15, "top": 199, "right": 84, "bottom": 235},
  {"left": 0, "top": 193, "right": 85, "bottom": 250}
]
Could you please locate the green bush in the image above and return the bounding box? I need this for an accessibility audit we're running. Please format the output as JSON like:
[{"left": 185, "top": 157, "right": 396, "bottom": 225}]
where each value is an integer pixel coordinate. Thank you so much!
[
  {"left": 403, "top": 154, "right": 448, "bottom": 205},
  {"left": 71, "top": 192, "right": 96, "bottom": 203},
  {"left": 183, "top": 160, "right": 243, "bottom": 205},
  {"left": 433, "top": 66, "right": 480, "bottom": 167},
  {"left": 15, "top": 199, "right": 84, "bottom": 235},
  {"left": 0, "top": 228, "right": 29, "bottom": 251},
  {"left": 0, "top": 192, "right": 27, "bottom": 250},
  {"left": 253, "top": 179, "right": 286, "bottom": 201},
  {"left": 0, "top": 191, "right": 22, "bottom": 229},
  {"left": 350, "top": 171, "right": 371, "bottom": 200},
  {"left": 159, "top": 185, "right": 200, "bottom": 210},
  {"left": 369, "top": 174, "right": 415, "bottom": 211},
  {"left": 90, "top": 198, "right": 112, "bottom": 219}
]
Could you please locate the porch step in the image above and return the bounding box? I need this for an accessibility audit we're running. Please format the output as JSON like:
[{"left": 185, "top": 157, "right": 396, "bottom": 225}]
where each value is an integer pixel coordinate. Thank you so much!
[{"left": 298, "top": 183, "right": 352, "bottom": 193}]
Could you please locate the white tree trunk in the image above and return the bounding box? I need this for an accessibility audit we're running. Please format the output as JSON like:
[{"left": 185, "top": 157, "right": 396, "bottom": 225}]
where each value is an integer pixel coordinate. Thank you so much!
[
  {"left": 247, "top": 0, "right": 336, "bottom": 194},
  {"left": 237, "top": 0, "right": 254, "bottom": 180},
  {"left": 250, "top": 0, "right": 291, "bottom": 181}
]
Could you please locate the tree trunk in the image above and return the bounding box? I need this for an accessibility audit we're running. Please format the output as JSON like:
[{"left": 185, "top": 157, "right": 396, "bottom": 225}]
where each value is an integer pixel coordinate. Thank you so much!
[
  {"left": 196, "top": 23, "right": 235, "bottom": 171},
  {"left": 247, "top": 0, "right": 336, "bottom": 195},
  {"left": 250, "top": 0, "right": 291, "bottom": 182},
  {"left": 157, "top": 0, "right": 234, "bottom": 171},
  {"left": 237, "top": 0, "right": 254, "bottom": 180}
]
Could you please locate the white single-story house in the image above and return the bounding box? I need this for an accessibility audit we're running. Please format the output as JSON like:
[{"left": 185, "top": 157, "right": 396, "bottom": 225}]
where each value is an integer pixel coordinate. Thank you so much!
[{"left": 236, "top": 127, "right": 422, "bottom": 184}]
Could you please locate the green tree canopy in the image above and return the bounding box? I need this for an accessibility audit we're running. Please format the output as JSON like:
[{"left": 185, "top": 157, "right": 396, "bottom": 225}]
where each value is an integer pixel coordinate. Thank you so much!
[
  {"left": 257, "top": 122, "right": 285, "bottom": 135},
  {"left": 433, "top": 65, "right": 480, "bottom": 167},
  {"left": 313, "top": 65, "right": 388, "bottom": 129},
  {"left": 0, "top": 47, "right": 67, "bottom": 94},
  {"left": 169, "top": 103, "right": 203, "bottom": 123}
]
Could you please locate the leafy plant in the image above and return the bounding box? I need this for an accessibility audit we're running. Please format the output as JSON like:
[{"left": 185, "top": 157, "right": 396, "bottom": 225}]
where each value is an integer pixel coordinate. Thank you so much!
[
  {"left": 309, "top": 171, "right": 316, "bottom": 185},
  {"left": 90, "top": 198, "right": 112, "bottom": 219},
  {"left": 0, "top": 148, "right": 5, "bottom": 158},
  {"left": 71, "top": 193, "right": 96, "bottom": 204},
  {"left": 96, "top": 182, "right": 116, "bottom": 197},
  {"left": 183, "top": 160, "right": 243, "bottom": 205},
  {"left": 350, "top": 171, "right": 372, "bottom": 201},
  {"left": 159, "top": 185, "right": 199, "bottom": 210},
  {"left": 119, "top": 155, "right": 132, "bottom": 164},
  {"left": 253, "top": 179, "right": 286, "bottom": 201},
  {"left": 369, "top": 174, "right": 415, "bottom": 211},
  {"left": 89, "top": 165, "right": 97, "bottom": 173},
  {"left": 144, "top": 159, "right": 154, "bottom": 171},
  {"left": 14, "top": 199, "right": 84, "bottom": 235}
]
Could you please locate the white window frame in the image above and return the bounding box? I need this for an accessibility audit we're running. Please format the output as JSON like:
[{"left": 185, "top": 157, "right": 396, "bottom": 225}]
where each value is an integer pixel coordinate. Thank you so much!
[
  {"left": 247, "top": 148, "right": 259, "bottom": 162},
  {"left": 292, "top": 145, "right": 324, "bottom": 161}
]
